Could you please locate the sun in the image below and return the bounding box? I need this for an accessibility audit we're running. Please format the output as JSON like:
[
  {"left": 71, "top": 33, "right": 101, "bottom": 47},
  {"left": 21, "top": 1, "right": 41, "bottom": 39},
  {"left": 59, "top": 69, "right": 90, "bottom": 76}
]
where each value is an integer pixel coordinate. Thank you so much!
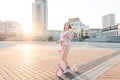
[
  {"left": 23, "top": 26, "right": 32, "bottom": 34},
  {"left": 21, "top": 23, "right": 34, "bottom": 40},
  {"left": 22, "top": 24, "right": 32, "bottom": 35}
]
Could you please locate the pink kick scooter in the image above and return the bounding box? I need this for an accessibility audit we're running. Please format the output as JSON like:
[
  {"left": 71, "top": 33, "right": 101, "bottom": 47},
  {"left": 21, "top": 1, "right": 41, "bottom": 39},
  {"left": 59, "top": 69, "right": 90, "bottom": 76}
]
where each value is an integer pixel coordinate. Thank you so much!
[{"left": 56, "top": 43, "right": 78, "bottom": 77}]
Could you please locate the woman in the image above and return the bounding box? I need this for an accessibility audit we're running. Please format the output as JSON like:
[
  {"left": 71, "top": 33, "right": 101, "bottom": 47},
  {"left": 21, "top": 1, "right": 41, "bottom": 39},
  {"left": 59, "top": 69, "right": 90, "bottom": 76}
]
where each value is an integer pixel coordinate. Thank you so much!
[{"left": 58, "top": 22, "right": 76, "bottom": 73}]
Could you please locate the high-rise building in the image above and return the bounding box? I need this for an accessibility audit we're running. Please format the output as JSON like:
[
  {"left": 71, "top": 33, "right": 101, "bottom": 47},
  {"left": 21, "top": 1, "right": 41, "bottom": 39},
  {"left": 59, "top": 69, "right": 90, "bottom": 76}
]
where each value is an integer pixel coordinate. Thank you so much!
[
  {"left": 32, "top": 0, "right": 48, "bottom": 35},
  {"left": 102, "top": 14, "right": 115, "bottom": 29}
]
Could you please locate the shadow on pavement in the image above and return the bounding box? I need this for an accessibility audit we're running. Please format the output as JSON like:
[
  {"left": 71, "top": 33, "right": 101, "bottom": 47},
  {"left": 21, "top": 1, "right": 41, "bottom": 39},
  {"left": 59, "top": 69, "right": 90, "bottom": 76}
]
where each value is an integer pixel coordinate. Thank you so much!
[{"left": 58, "top": 72, "right": 80, "bottom": 80}]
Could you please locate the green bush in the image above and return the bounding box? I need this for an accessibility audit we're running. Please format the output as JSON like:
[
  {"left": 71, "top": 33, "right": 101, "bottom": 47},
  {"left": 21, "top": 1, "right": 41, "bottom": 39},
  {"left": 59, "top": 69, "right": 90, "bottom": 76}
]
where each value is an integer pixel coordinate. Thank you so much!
[{"left": 48, "top": 36, "right": 54, "bottom": 41}]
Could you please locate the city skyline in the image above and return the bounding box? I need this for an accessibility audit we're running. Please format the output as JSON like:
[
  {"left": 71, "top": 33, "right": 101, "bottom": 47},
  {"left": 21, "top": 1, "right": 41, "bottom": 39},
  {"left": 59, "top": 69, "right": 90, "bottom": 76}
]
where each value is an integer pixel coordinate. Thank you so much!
[{"left": 0, "top": 0, "right": 120, "bottom": 31}]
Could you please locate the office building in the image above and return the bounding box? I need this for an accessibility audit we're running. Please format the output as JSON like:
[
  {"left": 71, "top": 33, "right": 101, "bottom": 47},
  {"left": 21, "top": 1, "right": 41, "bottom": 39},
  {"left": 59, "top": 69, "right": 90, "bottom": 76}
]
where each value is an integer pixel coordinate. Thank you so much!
[
  {"left": 32, "top": 0, "right": 48, "bottom": 35},
  {"left": 102, "top": 14, "right": 115, "bottom": 29}
]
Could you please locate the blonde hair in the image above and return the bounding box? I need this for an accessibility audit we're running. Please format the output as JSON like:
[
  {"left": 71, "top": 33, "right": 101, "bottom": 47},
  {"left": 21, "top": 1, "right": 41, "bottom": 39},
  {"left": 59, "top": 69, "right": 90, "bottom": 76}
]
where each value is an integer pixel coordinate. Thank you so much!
[{"left": 62, "top": 22, "right": 72, "bottom": 32}]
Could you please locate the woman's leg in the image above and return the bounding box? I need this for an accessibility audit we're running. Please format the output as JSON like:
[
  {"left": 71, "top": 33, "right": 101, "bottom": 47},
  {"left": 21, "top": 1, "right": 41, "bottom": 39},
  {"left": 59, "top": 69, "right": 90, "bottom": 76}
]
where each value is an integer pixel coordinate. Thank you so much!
[{"left": 62, "top": 45, "right": 70, "bottom": 66}]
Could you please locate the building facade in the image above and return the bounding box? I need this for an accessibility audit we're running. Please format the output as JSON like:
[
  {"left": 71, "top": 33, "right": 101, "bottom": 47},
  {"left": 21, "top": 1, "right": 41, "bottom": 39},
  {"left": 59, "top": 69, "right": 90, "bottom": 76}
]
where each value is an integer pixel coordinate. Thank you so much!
[
  {"left": 88, "top": 29, "right": 101, "bottom": 38},
  {"left": 102, "top": 14, "right": 115, "bottom": 29},
  {"left": 0, "top": 21, "right": 23, "bottom": 40},
  {"left": 85, "top": 25, "right": 120, "bottom": 42},
  {"left": 32, "top": 0, "right": 48, "bottom": 35},
  {"left": 68, "top": 17, "right": 82, "bottom": 38},
  {"left": 42, "top": 30, "right": 61, "bottom": 41},
  {"left": 102, "top": 24, "right": 120, "bottom": 37}
]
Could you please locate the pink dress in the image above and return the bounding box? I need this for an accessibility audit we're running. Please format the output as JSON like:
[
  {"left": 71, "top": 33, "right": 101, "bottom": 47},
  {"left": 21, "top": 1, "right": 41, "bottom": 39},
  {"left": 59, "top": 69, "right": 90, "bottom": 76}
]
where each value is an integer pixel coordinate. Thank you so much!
[{"left": 60, "top": 29, "right": 74, "bottom": 54}]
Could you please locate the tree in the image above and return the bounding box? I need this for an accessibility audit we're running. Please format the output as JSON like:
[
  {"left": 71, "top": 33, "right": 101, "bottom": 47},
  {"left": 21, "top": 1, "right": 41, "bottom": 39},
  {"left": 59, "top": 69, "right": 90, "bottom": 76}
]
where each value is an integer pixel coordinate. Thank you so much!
[{"left": 48, "top": 36, "right": 54, "bottom": 41}]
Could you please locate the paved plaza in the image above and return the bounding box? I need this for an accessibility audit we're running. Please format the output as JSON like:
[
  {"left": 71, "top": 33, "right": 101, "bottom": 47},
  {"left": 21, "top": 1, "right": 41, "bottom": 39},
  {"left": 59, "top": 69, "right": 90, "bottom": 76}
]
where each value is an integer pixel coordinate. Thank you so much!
[
  {"left": 0, "top": 41, "right": 120, "bottom": 80},
  {"left": 98, "top": 62, "right": 120, "bottom": 80}
]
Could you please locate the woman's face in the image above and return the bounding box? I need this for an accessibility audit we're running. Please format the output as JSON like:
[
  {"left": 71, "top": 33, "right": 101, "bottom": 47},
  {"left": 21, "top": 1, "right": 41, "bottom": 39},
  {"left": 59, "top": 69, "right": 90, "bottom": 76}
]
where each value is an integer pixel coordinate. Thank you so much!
[{"left": 65, "top": 23, "right": 70, "bottom": 30}]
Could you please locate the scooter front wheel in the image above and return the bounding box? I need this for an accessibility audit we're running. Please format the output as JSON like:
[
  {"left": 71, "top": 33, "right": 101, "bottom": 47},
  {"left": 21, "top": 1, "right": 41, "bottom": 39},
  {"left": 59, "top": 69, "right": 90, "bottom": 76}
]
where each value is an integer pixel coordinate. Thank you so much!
[{"left": 56, "top": 68, "right": 64, "bottom": 77}]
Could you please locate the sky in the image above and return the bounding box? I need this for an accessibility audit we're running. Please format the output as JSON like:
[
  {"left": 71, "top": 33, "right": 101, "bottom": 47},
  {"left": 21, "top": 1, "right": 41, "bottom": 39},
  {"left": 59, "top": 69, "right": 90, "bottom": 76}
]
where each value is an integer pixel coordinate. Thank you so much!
[{"left": 0, "top": 0, "right": 120, "bottom": 30}]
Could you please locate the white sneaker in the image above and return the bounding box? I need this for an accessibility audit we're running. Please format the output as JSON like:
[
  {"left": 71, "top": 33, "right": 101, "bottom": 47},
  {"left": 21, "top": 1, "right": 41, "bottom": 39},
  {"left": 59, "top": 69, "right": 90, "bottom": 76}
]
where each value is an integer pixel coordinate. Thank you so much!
[{"left": 72, "top": 64, "right": 78, "bottom": 72}]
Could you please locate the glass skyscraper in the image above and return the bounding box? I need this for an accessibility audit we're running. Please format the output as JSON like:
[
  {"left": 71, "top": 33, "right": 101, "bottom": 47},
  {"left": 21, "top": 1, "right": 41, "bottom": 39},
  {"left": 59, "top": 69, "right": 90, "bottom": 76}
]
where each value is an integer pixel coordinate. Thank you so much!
[{"left": 32, "top": 0, "right": 48, "bottom": 35}]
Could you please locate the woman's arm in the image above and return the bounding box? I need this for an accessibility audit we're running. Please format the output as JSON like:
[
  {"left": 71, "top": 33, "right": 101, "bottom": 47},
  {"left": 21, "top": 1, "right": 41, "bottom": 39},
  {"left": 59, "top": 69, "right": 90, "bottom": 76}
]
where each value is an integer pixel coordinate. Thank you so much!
[
  {"left": 67, "top": 29, "right": 74, "bottom": 41},
  {"left": 67, "top": 28, "right": 77, "bottom": 41}
]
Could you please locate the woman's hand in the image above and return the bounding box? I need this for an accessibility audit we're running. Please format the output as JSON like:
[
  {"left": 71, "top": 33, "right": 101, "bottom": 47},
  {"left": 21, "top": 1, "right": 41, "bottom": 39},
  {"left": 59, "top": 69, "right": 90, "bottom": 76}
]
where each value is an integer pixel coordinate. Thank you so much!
[
  {"left": 57, "top": 40, "right": 62, "bottom": 44},
  {"left": 72, "top": 27, "right": 77, "bottom": 33},
  {"left": 57, "top": 40, "right": 59, "bottom": 44},
  {"left": 57, "top": 40, "right": 63, "bottom": 46}
]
